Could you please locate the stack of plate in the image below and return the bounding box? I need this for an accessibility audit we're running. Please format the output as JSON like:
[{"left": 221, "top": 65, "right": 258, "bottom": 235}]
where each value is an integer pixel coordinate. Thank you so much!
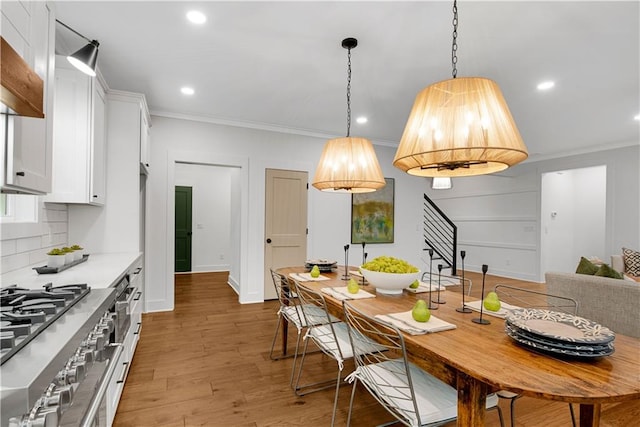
[
  {"left": 504, "top": 308, "right": 615, "bottom": 358},
  {"left": 305, "top": 259, "right": 337, "bottom": 272}
]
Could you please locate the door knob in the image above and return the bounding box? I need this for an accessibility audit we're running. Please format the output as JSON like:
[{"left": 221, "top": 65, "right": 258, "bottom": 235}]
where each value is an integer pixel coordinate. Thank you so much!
[{"left": 266, "top": 238, "right": 272, "bottom": 244}]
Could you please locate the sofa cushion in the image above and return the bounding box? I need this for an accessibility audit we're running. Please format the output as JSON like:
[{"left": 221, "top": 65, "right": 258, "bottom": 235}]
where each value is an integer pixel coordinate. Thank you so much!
[
  {"left": 594, "top": 263, "right": 623, "bottom": 279},
  {"left": 576, "top": 257, "right": 599, "bottom": 275},
  {"left": 622, "top": 247, "right": 640, "bottom": 276}
]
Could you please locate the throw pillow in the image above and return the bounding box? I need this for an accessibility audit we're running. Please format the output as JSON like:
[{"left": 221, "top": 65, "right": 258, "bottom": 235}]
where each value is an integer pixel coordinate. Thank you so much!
[
  {"left": 622, "top": 247, "right": 640, "bottom": 276},
  {"left": 594, "top": 263, "right": 624, "bottom": 280},
  {"left": 576, "top": 257, "right": 599, "bottom": 275}
]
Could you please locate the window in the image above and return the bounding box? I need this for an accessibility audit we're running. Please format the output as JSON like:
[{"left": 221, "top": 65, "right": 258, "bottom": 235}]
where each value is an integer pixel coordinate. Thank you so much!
[{"left": 0, "top": 194, "right": 38, "bottom": 223}]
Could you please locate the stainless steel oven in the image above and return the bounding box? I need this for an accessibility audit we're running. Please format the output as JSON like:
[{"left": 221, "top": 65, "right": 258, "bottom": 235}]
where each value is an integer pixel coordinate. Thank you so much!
[
  {"left": 1, "top": 285, "right": 118, "bottom": 427},
  {"left": 112, "top": 276, "right": 131, "bottom": 344}
]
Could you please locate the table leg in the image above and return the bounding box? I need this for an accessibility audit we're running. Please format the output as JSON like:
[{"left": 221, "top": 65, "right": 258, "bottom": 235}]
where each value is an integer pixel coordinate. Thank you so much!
[
  {"left": 457, "top": 372, "right": 487, "bottom": 426},
  {"left": 579, "top": 403, "right": 601, "bottom": 427}
]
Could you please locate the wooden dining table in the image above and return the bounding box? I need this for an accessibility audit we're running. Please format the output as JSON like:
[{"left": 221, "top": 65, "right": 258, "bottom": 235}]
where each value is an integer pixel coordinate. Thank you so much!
[{"left": 276, "top": 266, "right": 640, "bottom": 427}]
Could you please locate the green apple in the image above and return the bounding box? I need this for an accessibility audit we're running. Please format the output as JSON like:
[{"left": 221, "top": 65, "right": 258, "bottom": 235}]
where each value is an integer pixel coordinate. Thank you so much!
[
  {"left": 483, "top": 291, "right": 501, "bottom": 312},
  {"left": 310, "top": 265, "right": 320, "bottom": 278},
  {"left": 347, "top": 278, "right": 360, "bottom": 294},
  {"left": 409, "top": 280, "right": 420, "bottom": 289},
  {"left": 411, "top": 299, "right": 431, "bottom": 322}
]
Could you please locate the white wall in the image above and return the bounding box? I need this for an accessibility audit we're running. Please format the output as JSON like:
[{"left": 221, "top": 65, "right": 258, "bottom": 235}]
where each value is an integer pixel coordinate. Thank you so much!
[
  {"left": 175, "top": 163, "right": 232, "bottom": 272},
  {"left": 146, "top": 115, "right": 428, "bottom": 310},
  {"left": 429, "top": 144, "right": 639, "bottom": 282}
]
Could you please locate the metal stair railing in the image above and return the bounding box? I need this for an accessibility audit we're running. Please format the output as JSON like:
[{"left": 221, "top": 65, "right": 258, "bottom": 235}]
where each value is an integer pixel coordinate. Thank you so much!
[{"left": 423, "top": 193, "right": 457, "bottom": 275}]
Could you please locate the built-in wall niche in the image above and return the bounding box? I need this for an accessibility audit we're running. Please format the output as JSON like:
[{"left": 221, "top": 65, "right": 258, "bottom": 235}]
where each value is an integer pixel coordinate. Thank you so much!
[{"left": 540, "top": 165, "right": 606, "bottom": 274}]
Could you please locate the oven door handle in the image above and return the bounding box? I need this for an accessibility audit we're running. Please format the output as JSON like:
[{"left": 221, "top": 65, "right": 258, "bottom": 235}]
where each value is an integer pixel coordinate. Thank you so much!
[{"left": 79, "top": 343, "right": 124, "bottom": 427}]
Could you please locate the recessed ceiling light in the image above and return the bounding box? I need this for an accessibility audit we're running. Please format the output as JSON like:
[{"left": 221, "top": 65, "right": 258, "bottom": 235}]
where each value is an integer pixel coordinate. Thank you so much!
[
  {"left": 356, "top": 116, "right": 368, "bottom": 124},
  {"left": 186, "top": 10, "right": 206, "bottom": 24},
  {"left": 181, "top": 87, "right": 195, "bottom": 96},
  {"left": 537, "top": 81, "right": 555, "bottom": 91},
  {"left": 634, "top": 114, "right": 640, "bottom": 121}
]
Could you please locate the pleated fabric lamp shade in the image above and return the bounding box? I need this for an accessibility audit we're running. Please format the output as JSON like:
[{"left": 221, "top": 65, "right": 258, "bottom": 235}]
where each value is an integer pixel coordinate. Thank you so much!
[
  {"left": 393, "top": 77, "right": 528, "bottom": 177},
  {"left": 312, "top": 136, "right": 385, "bottom": 193}
]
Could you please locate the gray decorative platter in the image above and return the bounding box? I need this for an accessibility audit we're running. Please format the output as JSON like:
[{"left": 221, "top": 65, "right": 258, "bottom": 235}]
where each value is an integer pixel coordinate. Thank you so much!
[
  {"left": 505, "top": 320, "right": 613, "bottom": 352},
  {"left": 505, "top": 323, "right": 615, "bottom": 358},
  {"left": 505, "top": 308, "right": 615, "bottom": 345}
]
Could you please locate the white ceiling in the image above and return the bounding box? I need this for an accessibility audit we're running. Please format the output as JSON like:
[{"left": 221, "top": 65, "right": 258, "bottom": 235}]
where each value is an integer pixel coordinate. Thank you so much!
[{"left": 53, "top": 1, "right": 640, "bottom": 161}]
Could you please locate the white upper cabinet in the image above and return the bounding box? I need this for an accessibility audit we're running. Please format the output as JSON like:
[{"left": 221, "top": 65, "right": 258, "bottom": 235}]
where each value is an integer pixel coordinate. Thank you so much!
[
  {"left": 1, "top": 1, "right": 55, "bottom": 194},
  {"left": 139, "top": 106, "right": 151, "bottom": 175},
  {"left": 45, "top": 55, "right": 107, "bottom": 205}
]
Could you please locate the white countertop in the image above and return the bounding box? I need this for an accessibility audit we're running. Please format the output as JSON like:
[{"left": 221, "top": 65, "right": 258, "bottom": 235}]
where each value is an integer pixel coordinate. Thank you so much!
[{"left": 1, "top": 252, "right": 142, "bottom": 290}]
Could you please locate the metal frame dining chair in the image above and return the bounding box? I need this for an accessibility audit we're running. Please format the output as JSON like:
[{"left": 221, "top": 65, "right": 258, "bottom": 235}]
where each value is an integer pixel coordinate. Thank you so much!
[
  {"left": 342, "top": 301, "right": 504, "bottom": 427},
  {"left": 494, "top": 284, "right": 578, "bottom": 427},
  {"left": 268, "top": 269, "right": 328, "bottom": 385},
  {"left": 291, "top": 279, "right": 384, "bottom": 427}
]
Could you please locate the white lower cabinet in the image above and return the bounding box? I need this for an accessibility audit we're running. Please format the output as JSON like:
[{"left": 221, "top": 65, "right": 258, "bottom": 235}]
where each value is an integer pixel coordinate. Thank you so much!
[{"left": 106, "top": 340, "right": 129, "bottom": 427}]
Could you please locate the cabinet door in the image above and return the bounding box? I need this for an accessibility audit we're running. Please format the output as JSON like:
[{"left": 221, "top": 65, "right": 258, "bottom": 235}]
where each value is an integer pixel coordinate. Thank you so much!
[
  {"left": 91, "top": 81, "right": 107, "bottom": 204},
  {"left": 139, "top": 110, "right": 150, "bottom": 174},
  {"left": 2, "top": 2, "right": 54, "bottom": 194}
]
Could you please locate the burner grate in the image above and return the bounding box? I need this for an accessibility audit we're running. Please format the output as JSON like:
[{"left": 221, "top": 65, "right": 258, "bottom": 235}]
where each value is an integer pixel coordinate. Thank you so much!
[{"left": 0, "top": 284, "right": 90, "bottom": 365}]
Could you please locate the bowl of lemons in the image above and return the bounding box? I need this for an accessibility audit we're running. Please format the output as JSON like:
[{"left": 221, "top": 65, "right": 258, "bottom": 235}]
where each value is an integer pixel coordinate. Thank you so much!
[{"left": 359, "top": 256, "right": 420, "bottom": 295}]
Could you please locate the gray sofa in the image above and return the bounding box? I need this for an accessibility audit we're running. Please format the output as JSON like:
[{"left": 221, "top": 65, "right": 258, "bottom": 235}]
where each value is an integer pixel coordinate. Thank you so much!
[{"left": 545, "top": 272, "right": 640, "bottom": 338}]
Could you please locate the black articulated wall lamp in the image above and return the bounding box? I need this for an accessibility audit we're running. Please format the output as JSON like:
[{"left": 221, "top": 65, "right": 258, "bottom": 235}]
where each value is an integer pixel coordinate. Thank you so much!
[{"left": 56, "top": 19, "right": 100, "bottom": 77}]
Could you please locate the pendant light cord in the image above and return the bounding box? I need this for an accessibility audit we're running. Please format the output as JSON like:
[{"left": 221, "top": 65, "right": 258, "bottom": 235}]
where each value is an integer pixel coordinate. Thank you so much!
[
  {"left": 451, "top": 0, "right": 458, "bottom": 79},
  {"left": 346, "top": 46, "right": 352, "bottom": 137}
]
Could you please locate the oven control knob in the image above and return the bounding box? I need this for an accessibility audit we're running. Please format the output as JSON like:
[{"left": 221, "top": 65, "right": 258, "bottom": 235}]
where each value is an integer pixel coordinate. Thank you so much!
[
  {"left": 43, "top": 384, "right": 74, "bottom": 410},
  {"left": 53, "top": 369, "right": 69, "bottom": 386},
  {"left": 78, "top": 347, "right": 95, "bottom": 364},
  {"left": 86, "top": 331, "right": 105, "bottom": 352},
  {"left": 67, "top": 360, "right": 86, "bottom": 383},
  {"left": 9, "top": 398, "right": 60, "bottom": 427}
]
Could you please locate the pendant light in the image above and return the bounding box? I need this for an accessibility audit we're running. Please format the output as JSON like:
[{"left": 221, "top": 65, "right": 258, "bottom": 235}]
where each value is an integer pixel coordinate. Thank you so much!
[
  {"left": 56, "top": 19, "right": 100, "bottom": 77},
  {"left": 393, "top": 0, "right": 528, "bottom": 177},
  {"left": 312, "top": 38, "right": 385, "bottom": 193}
]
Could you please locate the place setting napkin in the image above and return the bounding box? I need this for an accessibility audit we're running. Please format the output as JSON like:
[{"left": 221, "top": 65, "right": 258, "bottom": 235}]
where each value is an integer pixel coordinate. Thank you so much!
[
  {"left": 321, "top": 287, "right": 376, "bottom": 301},
  {"left": 375, "top": 311, "right": 456, "bottom": 335},
  {"left": 404, "top": 281, "right": 446, "bottom": 294},
  {"left": 463, "top": 300, "right": 521, "bottom": 319},
  {"left": 289, "top": 272, "right": 331, "bottom": 282}
]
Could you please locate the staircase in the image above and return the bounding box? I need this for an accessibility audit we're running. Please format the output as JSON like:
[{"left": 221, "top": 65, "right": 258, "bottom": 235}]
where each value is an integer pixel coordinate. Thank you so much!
[{"left": 423, "top": 193, "right": 457, "bottom": 275}]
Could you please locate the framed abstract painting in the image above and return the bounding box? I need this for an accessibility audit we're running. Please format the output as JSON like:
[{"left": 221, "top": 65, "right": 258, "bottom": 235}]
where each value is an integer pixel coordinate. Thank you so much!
[{"left": 351, "top": 178, "right": 394, "bottom": 244}]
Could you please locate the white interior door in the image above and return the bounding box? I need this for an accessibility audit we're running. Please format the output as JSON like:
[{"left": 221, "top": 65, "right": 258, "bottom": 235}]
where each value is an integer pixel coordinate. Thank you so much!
[{"left": 264, "top": 169, "right": 308, "bottom": 300}]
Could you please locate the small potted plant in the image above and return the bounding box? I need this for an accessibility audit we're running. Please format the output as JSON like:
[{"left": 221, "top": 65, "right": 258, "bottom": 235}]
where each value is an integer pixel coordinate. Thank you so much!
[
  {"left": 70, "top": 244, "right": 84, "bottom": 261},
  {"left": 47, "top": 248, "right": 66, "bottom": 268},
  {"left": 61, "top": 247, "right": 75, "bottom": 264}
]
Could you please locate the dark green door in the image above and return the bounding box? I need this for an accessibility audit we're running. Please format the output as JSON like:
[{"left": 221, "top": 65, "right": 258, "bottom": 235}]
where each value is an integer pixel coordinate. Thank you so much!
[{"left": 175, "top": 186, "right": 192, "bottom": 272}]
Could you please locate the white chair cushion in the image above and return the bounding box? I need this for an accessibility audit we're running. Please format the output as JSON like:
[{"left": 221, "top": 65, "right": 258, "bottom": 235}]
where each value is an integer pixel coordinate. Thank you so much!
[
  {"left": 352, "top": 360, "right": 498, "bottom": 426},
  {"left": 308, "top": 322, "right": 384, "bottom": 368}
]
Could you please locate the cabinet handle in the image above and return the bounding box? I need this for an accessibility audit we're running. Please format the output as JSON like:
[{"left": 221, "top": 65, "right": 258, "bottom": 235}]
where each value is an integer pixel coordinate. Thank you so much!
[
  {"left": 15, "top": 171, "right": 25, "bottom": 176},
  {"left": 134, "top": 291, "right": 142, "bottom": 301},
  {"left": 116, "top": 361, "right": 130, "bottom": 384},
  {"left": 145, "top": 163, "right": 149, "bottom": 167},
  {"left": 93, "top": 195, "right": 98, "bottom": 198},
  {"left": 134, "top": 322, "right": 142, "bottom": 335}
]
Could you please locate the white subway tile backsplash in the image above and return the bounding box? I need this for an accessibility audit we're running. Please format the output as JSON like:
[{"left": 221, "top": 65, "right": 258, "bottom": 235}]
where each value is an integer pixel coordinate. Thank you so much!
[
  {"left": 1, "top": 239, "right": 16, "bottom": 256},
  {"left": 1, "top": 200, "right": 69, "bottom": 274},
  {"left": 16, "top": 236, "right": 42, "bottom": 253}
]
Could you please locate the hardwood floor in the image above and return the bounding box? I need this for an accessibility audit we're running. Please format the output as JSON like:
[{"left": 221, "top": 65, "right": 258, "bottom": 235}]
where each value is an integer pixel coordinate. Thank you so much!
[{"left": 114, "top": 271, "right": 638, "bottom": 426}]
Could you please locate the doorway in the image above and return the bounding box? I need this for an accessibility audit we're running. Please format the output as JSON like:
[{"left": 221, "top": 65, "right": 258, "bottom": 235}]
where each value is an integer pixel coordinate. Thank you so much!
[
  {"left": 540, "top": 165, "right": 607, "bottom": 274},
  {"left": 264, "top": 169, "right": 308, "bottom": 300},
  {"left": 175, "top": 186, "right": 192, "bottom": 272}
]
